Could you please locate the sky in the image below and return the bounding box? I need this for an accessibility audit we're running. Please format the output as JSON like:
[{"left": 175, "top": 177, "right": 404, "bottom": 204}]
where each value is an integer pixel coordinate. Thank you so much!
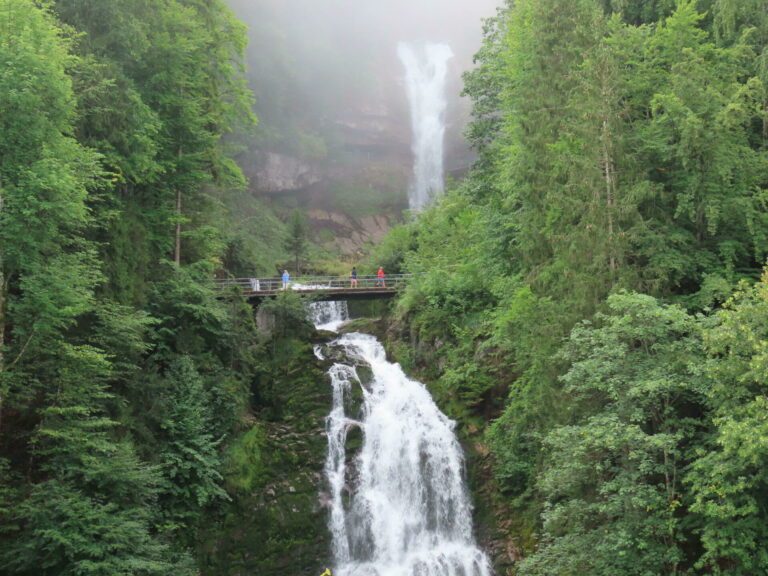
[
  {"left": 228, "top": 0, "right": 501, "bottom": 64},
  {"left": 228, "top": 0, "right": 501, "bottom": 107}
]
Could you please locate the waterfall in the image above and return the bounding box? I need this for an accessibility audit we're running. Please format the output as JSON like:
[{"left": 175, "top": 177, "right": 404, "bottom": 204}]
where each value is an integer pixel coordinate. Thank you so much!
[
  {"left": 295, "top": 280, "right": 350, "bottom": 332},
  {"left": 309, "top": 300, "right": 350, "bottom": 332},
  {"left": 324, "top": 333, "right": 492, "bottom": 576},
  {"left": 398, "top": 42, "right": 454, "bottom": 211}
]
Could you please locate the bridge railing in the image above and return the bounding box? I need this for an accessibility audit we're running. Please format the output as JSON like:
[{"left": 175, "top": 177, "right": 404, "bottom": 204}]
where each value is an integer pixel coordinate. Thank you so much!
[{"left": 215, "top": 274, "right": 413, "bottom": 294}]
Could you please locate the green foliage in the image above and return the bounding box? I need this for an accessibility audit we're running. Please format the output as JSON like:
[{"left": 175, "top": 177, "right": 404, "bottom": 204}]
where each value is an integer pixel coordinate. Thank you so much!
[
  {"left": 380, "top": 0, "right": 768, "bottom": 569},
  {"left": 520, "top": 293, "right": 706, "bottom": 575},
  {"left": 224, "top": 424, "right": 267, "bottom": 493},
  {"left": 687, "top": 271, "right": 768, "bottom": 574},
  {"left": 4, "top": 482, "right": 175, "bottom": 576},
  {"left": 155, "top": 357, "right": 228, "bottom": 535},
  {"left": 0, "top": 0, "right": 266, "bottom": 572},
  {"left": 284, "top": 209, "right": 309, "bottom": 274},
  {"left": 258, "top": 290, "right": 314, "bottom": 341}
]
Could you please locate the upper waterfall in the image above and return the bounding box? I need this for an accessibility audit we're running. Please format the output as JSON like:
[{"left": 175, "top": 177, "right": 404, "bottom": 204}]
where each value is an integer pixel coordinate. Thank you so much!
[{"left": 398, "top": 42, "right": 454, "bottom": 211}]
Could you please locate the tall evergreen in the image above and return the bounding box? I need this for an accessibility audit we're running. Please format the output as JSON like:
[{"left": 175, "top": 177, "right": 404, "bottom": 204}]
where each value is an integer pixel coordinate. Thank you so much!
[{"left": 0, "top": 0, "right": 260, "bottom": 571}]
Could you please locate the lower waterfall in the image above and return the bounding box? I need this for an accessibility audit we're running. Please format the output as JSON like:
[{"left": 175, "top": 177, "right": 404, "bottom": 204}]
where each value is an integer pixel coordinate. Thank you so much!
[{"left": 314, "top": 302, "right": 492, "bottom": 576}]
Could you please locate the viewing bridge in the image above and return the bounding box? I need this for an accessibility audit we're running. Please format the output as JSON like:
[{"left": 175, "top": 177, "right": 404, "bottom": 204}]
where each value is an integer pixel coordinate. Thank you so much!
[{"left": 216, "top": 274, "right": 412, "bottom": 302}]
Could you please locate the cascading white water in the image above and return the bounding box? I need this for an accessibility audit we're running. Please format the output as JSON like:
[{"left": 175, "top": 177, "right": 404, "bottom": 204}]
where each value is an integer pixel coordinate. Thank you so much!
[
  {"left": 324, "top": 333, "right": 492, "bottom": 576},
  {"left": 295, "top": 281, "right": 350, "bottom": 332},
  {"left": 309, "top": 300, "right": 350, "bottom": 332},
  {"left": 398, "top": 42, "right": 454, "bottom": 211}
]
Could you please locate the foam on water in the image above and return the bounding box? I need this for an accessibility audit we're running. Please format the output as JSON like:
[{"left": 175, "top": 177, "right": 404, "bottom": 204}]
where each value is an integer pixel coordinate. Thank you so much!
[{"left": 324, "top": 333, "right": 492, "bottom": 576}]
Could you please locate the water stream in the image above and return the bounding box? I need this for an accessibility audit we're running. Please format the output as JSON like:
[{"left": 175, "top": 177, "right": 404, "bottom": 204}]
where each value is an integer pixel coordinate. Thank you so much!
[
  {"left": 313, "top": 301, "right": 492, "bottom": 576},
  {"left": 398, "top": 42, "right": 454, "bottom": 211}
]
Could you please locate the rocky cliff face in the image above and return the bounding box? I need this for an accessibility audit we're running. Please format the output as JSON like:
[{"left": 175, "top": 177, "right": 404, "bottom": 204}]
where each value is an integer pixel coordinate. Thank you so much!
[
  {"left": 248, "top": 152, "right": 324, "bottom": 194},
  {"left": 235, "top": 99, "right": 410, "bottom": 256},
  {"left": 307, "top": 210, "right": 393, "bottom": 256}
]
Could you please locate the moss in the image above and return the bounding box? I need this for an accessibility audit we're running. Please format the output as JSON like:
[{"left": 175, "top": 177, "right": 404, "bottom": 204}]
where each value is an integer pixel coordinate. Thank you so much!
[
  {"left": 338, "top": 317, "right": 389, "bottom": 341},
  {"left": 224, "top": 425, "right": 268, "bottom": 493},
  {"left": 200, "top": 336, "right": 333, "bottom": 575}
]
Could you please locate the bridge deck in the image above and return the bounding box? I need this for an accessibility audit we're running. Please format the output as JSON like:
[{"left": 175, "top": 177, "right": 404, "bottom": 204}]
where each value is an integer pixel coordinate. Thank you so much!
[{"left": 216, "top": 274, "right": 411, "bottom": 301}]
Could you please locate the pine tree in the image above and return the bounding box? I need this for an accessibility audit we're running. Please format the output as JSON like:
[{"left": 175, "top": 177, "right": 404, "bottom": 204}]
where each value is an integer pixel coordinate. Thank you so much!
[{"left": 284, "top": 210, "right": 309, "bottom": 275}]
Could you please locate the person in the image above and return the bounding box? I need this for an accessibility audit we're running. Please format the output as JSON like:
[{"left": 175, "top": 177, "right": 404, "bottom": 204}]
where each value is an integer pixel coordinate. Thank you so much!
[
  {"left": 320, "top": 569, "right": 332, "bottom": 576},
  {"left": 351, "top": 266, "right": 358, "bottom": 288},
  {"left": 282, "top": 269, "right": 290, "bottom": 290},
  {"left": 249, "top": 277, "right": 260, "bottom": 292},
  {"left": 376, "top": 266, "right": 385, "bottom": 287}
]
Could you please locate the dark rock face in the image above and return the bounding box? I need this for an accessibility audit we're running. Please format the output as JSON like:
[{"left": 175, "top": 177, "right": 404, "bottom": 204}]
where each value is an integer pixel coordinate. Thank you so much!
[
  {"left": 199, "top": 339, "right": 334, "bottom": 576},
  {"left": 306, "top": 210, "right": 395, "bottom": 256}
]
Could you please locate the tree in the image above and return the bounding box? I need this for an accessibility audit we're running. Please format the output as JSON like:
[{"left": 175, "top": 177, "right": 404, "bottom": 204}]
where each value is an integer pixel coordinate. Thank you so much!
[
  {"left": 1, "top": 346, "right": 179, "bottom": 576},
  {"left": 155, "top": 357, "right": 228, "bottom": 539},
  {"left": 520, "top": 293, "right": 706, "bottom": 575},
  {"left": 0, "top": 0, "right": 261, "bottom": 571},
  {"left": 688, "top": 270, "right": 768, "bottom": 574},
  {"left": 284, "top": 210, "right": 309, "bottom": 275},
  {"left": 54, "top": 0, "right": 255, "bottom": 282}
]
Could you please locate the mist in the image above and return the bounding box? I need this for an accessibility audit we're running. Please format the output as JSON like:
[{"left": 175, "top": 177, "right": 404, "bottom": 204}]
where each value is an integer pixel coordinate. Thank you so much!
[
  {"left": 226, "top": 0, "right": 500, "bottom": 245},
  {"left": 227, "top": 0, "right": 500, "bottom": 85}
]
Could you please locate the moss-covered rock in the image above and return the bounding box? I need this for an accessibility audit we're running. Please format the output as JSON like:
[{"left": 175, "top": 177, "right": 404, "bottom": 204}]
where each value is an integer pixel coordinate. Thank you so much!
[
  {"left": 338, "top": 317, "right": 388, "bottom": 341},
  {"left": 199, "top": 337, "right": 334, "bottom": 576}
]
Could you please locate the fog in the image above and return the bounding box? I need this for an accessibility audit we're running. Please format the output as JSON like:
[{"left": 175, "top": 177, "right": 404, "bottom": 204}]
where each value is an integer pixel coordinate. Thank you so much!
[
  {"left": 226, "top": 0, "right": 501, "bottom": 212},
  {"left": 228, "top": 0, "right": 500, "bottom": 78}
]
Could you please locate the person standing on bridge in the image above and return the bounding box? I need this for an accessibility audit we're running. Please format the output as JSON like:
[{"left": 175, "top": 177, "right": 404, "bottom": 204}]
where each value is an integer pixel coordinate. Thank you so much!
[
  {"left": 351, "top": 266, "right": 358, "bottom": 288},
  {"left": 377, "top": 266, "right": 385, "bottom": 287},
  {"left": 282, "top": 269, "right": 290, "bottom": 290}
]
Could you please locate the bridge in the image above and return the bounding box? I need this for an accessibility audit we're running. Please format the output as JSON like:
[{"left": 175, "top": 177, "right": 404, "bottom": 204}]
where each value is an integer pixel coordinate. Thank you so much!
[{"left": 216, "top": 274, "right": 412, "bottom": 302}]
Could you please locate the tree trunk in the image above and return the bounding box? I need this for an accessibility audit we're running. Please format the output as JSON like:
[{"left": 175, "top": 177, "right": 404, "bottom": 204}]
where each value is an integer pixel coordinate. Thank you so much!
[
  {"left": 597, "top": 49, "right": 619, "bottom": 278},
  {"left": 0, "top": 181, "right": 5, "bottom": 435},
  {"left": 763, "top": 99, "right": 767, "bottom": 141},
  {"left": 174, "top": 145, "right": 183, "bottom": 265},
  {"left": 174, "top": 188, "right": 182, "bottom": 266},
  {"left": 602, "top": 119, "right": 617, "bottom": 274}
]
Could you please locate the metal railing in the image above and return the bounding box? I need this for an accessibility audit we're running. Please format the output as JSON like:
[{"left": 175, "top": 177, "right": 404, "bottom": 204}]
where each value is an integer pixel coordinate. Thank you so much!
[{"left": 215, "top": 274, "right": 412, "bottom": 294}]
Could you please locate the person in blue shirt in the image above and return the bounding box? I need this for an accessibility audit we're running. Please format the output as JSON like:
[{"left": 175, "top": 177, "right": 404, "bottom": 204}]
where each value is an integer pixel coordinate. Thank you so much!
[{"left": 282, "top": 269, "right": 290, "bottom": 289}]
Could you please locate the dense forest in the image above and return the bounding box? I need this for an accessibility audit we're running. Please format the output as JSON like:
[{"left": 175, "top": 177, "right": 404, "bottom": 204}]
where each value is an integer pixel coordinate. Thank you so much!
[
  {"left": 376, "top": 0, "right": 768, "bottom": 574},
  {"left": 2, "top": 0, "right": 768, "bottom": 575},
  {"left": 0, "top": 0, "right": 291, "bottom": 573}
]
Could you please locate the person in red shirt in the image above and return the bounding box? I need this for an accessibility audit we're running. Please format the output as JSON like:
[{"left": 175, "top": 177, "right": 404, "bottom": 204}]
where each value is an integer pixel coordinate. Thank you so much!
[{"left": 376, "top": 266, "right": 385, "bottom": 287}]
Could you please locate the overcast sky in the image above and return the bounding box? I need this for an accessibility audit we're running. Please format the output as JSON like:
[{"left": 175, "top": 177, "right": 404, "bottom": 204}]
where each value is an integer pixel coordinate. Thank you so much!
[{"left": 228, "top": 0, "right": 501, "bottom": 85}]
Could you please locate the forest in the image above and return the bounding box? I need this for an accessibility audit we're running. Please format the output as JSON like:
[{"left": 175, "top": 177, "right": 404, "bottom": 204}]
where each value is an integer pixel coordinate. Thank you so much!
[
  {"left": 0, "top": 0, "right": 275, "bottom": 573},
  {"left": 1, "top": 0, "right": 767, "bottom": 575},
  {"left": 376, "top": 0, "right": 768, "bottom": 574}
]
